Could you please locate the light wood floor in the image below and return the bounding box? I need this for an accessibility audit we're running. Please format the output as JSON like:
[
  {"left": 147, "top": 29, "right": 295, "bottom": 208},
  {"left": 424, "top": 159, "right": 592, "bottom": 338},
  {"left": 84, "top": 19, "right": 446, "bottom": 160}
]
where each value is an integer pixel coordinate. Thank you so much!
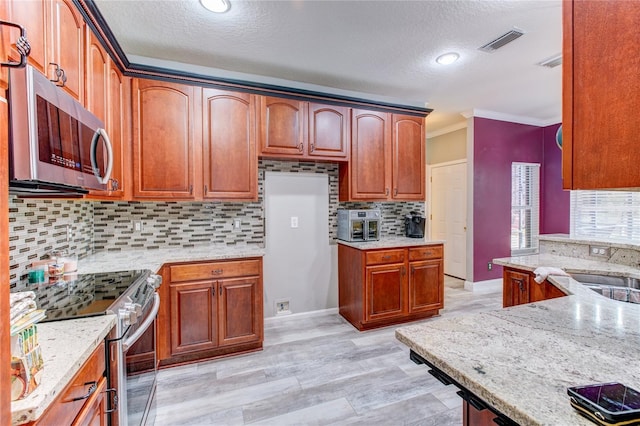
[{"left": 152, "top": 277, "right": 502, "bottom": 425}]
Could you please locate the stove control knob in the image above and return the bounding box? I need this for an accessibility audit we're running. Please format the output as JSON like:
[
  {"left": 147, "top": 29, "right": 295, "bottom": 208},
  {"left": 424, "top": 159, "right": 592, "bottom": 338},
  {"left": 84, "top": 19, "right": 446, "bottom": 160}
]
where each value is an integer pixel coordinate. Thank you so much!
[
  {"left": 147, "top": 274, "right": 162, "bottom": 289},
  {"left": 125, "top": 302, "right": 142, "bottom": 316},
  {"left": 118, "top": 308, "right": 137, "bottom": 326}
]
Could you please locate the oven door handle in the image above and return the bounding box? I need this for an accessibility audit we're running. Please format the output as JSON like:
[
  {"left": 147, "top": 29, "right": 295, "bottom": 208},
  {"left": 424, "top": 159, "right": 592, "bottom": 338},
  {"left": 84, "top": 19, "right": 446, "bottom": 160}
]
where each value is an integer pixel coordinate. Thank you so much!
[{"left": 122, "top": 293, "right": 159, "bottom": 352}]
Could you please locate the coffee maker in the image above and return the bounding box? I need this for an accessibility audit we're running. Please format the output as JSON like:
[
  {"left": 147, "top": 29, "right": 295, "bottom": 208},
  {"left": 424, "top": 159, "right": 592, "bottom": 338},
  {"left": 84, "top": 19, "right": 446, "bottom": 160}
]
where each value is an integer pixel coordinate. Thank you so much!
[{"left": 404, "top": 211, "right": 426, "bottom": 238}]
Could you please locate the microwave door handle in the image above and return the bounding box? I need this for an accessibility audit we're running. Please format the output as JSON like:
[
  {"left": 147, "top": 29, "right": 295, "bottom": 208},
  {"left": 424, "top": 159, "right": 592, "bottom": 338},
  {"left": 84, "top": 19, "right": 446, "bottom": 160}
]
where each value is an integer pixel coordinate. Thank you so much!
[{"left": 90, "top": 128, "right": 113, "bottom": 184}]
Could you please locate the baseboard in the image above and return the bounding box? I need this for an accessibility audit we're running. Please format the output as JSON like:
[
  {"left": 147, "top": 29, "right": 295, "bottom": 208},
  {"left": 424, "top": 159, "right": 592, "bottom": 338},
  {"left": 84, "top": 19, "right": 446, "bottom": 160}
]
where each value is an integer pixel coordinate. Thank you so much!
[
  {"left": 464, "top": 278, "right": 502, "bottom": 293},
  {"left": 265, "top": 307, "right": 339, "bottom": 322}
]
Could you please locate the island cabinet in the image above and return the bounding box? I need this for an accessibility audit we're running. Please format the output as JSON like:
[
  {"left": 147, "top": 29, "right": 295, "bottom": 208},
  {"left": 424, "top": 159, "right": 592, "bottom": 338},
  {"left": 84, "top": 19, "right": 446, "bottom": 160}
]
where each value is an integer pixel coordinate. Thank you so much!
[
  {"left": 258, "top": 96, "right": 349, "bottom": 161},
  {"left": 503, "top": 266, "right": 566, "bottom": 308},
  {"left": 157, "top": 258, "right": 264, "bottom": 366},
  {"left": 563, "top": 1, "right": 640, "bottom": 189},
  {"left": 339, "top": 110, "right": 425, "bottom": 201},
  {"left": 31, "top": 342, "right": 107, "bottom": 426},
  {"left": 338, "top": 244, "right": 443, "bottom": 330},
  {"left": 5, "top": 0, "right": 84, "bottom": 101}
]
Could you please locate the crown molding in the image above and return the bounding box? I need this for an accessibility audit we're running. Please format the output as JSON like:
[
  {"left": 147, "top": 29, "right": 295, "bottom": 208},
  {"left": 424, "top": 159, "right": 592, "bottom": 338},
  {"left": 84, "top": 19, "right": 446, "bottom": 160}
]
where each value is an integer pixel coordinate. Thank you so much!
[
  {"left": 463, "top": 108, "right": 561, "bottom": 127},
  {"left": 426, "top": 122, "right": 468, "bottom": 139}
]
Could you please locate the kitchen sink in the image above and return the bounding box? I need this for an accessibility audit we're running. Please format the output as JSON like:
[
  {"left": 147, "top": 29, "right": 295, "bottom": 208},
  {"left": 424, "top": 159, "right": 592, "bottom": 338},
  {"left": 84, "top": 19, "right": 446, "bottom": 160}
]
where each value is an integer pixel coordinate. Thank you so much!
[{"left": 570, "top": 273, "right": 640, "bottom": 304}]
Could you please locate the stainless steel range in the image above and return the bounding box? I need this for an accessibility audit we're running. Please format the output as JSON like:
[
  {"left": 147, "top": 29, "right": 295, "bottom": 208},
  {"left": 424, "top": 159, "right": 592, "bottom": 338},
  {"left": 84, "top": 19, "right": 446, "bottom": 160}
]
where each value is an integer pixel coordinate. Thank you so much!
[{"left": 33, "top": 269, "right": 161, "bottom": 426}]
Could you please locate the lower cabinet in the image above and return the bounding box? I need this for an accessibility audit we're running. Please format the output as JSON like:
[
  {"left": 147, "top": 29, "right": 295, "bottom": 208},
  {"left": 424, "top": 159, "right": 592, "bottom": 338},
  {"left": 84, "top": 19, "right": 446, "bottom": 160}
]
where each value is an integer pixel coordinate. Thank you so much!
[
  {"left": 33, "top": 342, "right": 107, "bottom": 425},
  {"left": 503, "top": 267, "right": 566, "bottom": 308},
  {"left": 158, "top": 258, "right": 263, "bottom": 366},
  {"left": 339, "top": 244, "right": 443, "bottom": 330}
]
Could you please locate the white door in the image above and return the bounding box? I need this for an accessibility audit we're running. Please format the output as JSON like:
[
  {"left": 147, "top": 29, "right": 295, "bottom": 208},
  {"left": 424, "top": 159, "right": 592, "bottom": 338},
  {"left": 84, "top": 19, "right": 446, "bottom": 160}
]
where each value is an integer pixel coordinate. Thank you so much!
[
  {"left": 264, "top": 172, "right": 336, "bottom": 318},
  {"left": 430, "top": 161, "right": 467, "bottom": 279}
]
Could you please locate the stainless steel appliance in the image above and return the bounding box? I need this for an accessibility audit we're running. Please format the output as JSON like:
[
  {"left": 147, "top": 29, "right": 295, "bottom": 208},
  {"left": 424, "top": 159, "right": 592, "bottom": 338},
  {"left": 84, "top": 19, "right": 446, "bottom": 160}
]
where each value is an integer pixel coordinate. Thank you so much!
[
  {"left": 404, "top": 211, "right": 425, "bottom": 238},
  {"left": 8, "top": 65, "right": 114, "bottom": 196},
  {"left": 337, "top": 209, "right": 381, "bottom": 242},
  {"left": 31, "top": 269, "right": 161, "bottom": 426}
]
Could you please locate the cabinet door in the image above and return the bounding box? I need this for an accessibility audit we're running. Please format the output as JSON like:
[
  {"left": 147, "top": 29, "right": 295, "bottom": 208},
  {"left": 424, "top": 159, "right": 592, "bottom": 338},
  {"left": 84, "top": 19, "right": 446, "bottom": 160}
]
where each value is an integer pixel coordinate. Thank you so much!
[
  {"left": 218, "top": 276, "right": 262, "bottom": 346},
  {"left": 365, "top": 263, "right": 406, "bottom": 322},
  {"left": 104, "top": 60, "right": 127, "bottom": 198},
  {"left": 132, "top": 79, "right": 198, "bottom": 199},
  {"left": 392, "top": 114, "right": 425, "bottom": 200},
  {"left": 5, "top": 0, "right": 48, "bottom": 75},
  {"left": 308, "top": 103, "right": 349, "bottom": 160},
  {"left": 0, "top": 1, "right": 7, "bottom": 89},
  {"left": 503, "top": 269, "right": 530, "bottom": 308},
  {"left": 84, "top": 30, "right": 107, "bottom": 123},
  {"left": 202, "top": 88, "right": 257, "bottom": 200},
  {"left": 170, "top": 281, "right": 217, "bottom": 355},
  {"left": 563, "top": 1, "right": 640, "bottom": 189},
  {"left": 350, "top": 109, "right": 391, "bottom": 200},
  {"left": 71, "top": 377, "right": 107, "bottom": 426},
  {"left": 259, "top": 96, "right": 306, "bottom": 156},
  {"left": 409, "top": 259, "right": 443, "bottom": 313},
  {"left": 49, "top": 0, "right": 85, "bottom": 101}
]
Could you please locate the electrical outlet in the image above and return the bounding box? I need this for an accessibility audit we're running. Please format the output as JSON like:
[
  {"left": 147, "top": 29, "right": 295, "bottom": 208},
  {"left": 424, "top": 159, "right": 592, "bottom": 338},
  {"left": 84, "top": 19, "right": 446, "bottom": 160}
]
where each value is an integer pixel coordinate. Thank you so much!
[
  {"left": 275, "top": 300, "right": 291, "bottom": 315},
  {"left": 66, "top": 225, "right": 72, "bottom": 243},
  {"left": 487, "top": 262, "right": 493, "bottom": 271},
  {"left": 290, "top": 216, "right": 299, "bottom": 228},
  {"left": 233, "top": 219, "right": 241, "bottom": 229},
  {"left": 589, "top": 245, "right": 610, "bottom": 258},
  {"left": 133, "top": 221, "right": 143, "bottom": 232}
]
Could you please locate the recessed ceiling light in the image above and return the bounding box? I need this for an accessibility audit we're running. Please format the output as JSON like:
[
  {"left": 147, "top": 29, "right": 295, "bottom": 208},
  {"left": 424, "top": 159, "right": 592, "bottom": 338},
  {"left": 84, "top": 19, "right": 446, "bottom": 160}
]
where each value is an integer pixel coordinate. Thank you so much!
[
  {"left": 200, "top": 0, "right": 230, "bottom": 13},
  {"left": 435, "top": 52, "right": 460, "bottom": 65}
]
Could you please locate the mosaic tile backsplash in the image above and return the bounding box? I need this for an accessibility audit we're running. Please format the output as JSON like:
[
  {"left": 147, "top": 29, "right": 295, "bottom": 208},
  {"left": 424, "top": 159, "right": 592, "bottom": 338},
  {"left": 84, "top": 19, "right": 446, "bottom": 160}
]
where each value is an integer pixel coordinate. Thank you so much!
[{"left": 9, "top": 160, "right": 425, "bottom": 291}]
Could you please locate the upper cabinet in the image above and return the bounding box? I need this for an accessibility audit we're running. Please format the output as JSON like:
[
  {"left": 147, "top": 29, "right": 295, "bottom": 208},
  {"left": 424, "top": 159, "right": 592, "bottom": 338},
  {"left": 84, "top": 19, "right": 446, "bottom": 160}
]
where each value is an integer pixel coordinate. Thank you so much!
[
  {"left": 132, "top": 79, "right": 200, "bottom": 199},
  {"left": 259, "top": 96, "right": 349, "bottom": 161},
  {"left": 5, "top": 0, "right": 84, "bottom": 101},
  {"left": 202, "top": 88, "right": 257, "bottom": 200},
  {"left": 563, "top": 0, "right": 640, "bottom": 190},
  {"left": 340, "top": 110, "right": 425, "bottom": 201}
]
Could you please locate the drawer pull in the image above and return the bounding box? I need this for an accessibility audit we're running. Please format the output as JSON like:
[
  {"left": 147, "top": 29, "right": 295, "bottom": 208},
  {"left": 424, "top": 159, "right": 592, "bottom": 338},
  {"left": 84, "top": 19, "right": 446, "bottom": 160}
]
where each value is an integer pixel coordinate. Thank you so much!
[
  {"left": 212, "top": 269, "right": 223, "bottom": 275},
  {"left": 382, "top": 255, "right": 391, "bottom": 260},
  {"left": 105, "top": 388, "right": 118, "bottom": 413},
  {"left": 72, "top": 381, "right": 97, "bottom": 401}
]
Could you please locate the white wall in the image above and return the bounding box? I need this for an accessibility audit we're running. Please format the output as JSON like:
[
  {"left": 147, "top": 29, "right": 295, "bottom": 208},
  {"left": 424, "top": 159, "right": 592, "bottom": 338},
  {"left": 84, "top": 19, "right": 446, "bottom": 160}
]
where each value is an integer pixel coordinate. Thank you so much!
[{"left": 263, "top": 172, "right": 337, "bottom": 317}]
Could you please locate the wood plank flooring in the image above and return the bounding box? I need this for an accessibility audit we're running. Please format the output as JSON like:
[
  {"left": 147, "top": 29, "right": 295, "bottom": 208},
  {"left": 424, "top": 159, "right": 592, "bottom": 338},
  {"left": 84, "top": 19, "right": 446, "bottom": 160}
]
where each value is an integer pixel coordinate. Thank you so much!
[{"left": 152, "top": 277, "right": 502, "bottom": 425}]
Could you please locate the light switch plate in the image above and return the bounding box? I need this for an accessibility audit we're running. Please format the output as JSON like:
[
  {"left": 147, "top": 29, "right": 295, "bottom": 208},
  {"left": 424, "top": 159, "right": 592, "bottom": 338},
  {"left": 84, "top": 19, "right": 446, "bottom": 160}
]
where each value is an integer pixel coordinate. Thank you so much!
[{"left": 290, "top": 217, "right": 299, "bottom": 228}]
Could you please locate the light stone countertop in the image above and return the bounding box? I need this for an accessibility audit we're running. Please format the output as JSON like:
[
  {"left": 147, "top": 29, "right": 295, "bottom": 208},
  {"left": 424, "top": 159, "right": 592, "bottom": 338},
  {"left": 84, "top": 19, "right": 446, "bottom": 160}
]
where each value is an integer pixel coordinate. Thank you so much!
[
  {"left": 396, "top": 254, "right": 640, "bottom": 425},
  {"left": 337, "top": 237, "right": 444, "bottom": 250},
  {"left": 539, "top": 233, "right": 640, "bottom": 251},
  {"left": 77, "top": 244, "right": 266, "bottom": 274},
  {"left": 11, "top": 315, "right": 117, "bottom": 425}
]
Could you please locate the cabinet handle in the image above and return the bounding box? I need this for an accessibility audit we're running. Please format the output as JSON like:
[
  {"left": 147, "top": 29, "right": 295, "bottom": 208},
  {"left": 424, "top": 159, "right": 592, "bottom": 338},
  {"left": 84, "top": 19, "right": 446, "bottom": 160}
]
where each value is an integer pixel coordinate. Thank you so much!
[
  {"left": 204, "top": 185, "right": 208, "bottom": 194},
  {"left": 310, "top": 143, "right": 315, "bottom": 152},
  {"left": 382, "top": 255, "right": 391, "bottom": 260},
  {"left": 0, "top": 20, "right": 31, "bottom": 68},
  {"left": 394, "top": 188, "right": 398, "bottom": 196},
  {"left": 219, "top": 285, "right": 222, "bottom": 296},
  {"left": 385, "top": 188, "right": 389, "bottom": 196},
  {"left": 211, "top": 269, "right": 223, "bottom": 275},
  {"left": 189, "top": 184, "right": 193, "bottom": 194},
  {"left": 49, "top": 62, "right": 67, "bottom": 87},
  {"left": 411, "top": 266, "right": 415, "bottom": 274},
  {"left": 298, "top": 143, "right": 303, "bottom": 152},
  {"left": 72, "top": 381, "right": 97, "bottom": 401},
  {"left": 401, "top": 266, "right": 406, "bottom": 276},
  {"left": 105, "top": 388, "right": 118, "bottom": 413},
  {"left": 109, "top": 178, "right": 119, "bottom": 191},
  {"left": 514, "top": 279, "right": 525, "bottom": 292}
]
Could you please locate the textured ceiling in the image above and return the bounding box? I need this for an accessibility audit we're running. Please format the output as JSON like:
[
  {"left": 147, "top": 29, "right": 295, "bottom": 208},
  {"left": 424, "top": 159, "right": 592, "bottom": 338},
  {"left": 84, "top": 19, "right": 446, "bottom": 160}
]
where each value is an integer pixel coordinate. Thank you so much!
[{"left": 94, "top": 0, "right": 562, "bottom": 134}]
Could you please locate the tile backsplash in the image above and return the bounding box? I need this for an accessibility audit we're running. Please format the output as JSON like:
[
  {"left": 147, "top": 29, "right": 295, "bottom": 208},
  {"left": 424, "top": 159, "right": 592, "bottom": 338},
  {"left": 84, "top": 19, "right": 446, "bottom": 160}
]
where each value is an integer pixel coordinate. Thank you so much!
[{"left": 9, "top": 159, "right": 426, "bottom": 290}]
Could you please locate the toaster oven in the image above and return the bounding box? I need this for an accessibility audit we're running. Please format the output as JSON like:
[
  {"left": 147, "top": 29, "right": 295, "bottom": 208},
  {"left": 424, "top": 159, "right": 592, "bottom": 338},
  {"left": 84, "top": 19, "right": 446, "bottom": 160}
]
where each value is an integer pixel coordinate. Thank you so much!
[{"left": 337, "top": 209, "right": 381, "bottom": 242}]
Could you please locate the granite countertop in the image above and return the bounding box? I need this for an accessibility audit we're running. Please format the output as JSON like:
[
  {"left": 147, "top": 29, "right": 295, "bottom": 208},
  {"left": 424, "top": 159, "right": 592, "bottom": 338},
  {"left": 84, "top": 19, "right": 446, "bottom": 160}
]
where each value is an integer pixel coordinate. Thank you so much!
[
  {"left": 337, "top": 237, "right": 444, "bottom": 250},
  {"left": 11, "top": 315, "right": 117, "bottom": 425},
  {"left": 77, "top": 244, "right": 266, "bottom": 274},
  {"left": 396, "top": 255, "right": 640, "bottom": 425}
]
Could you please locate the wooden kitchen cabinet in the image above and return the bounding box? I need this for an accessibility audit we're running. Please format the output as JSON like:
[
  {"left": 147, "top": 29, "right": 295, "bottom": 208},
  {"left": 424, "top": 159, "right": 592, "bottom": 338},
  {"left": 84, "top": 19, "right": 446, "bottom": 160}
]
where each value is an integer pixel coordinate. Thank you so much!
[
  {"left": 49, "top": 0, "right": 85, "bottom": 101},
  {"left": 4, "top": 0, "right": 48, "bottom": 76},
  {"left": 339, "top": 244, "right": 444, "bottom": 330},
  {"left": 132, "top": 78, "right": 200, "bottom": 199},
  {"left": 71, "top": 377, "right": 108, "bottom": 426},
  {"left": 340, "top": 110, "right": 425, "bottom": 201},
  {"left": 503, "top": 266, "right": 566, "bottom": 308},
  {"left": 562, "top": 1, "right": 640, "bottom": 189},
  {"left": 159, "top": 258, "right": 263, "bottom": 366},
  {"left": 259, "top": 96, "right": 349, "bottom": 161},
  {"left": 202, "top": 88, "right": 257, "bottom": 200},
  {"left": 84, "top": 29, "right": 108, "bottom": 123}
]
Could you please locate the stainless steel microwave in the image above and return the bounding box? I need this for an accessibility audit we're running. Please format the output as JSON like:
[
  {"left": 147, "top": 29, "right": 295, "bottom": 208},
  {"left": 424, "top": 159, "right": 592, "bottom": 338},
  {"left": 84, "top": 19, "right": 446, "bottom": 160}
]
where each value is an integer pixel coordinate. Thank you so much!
[
  {"left": 337, "top": 209, "right": 381, "bottom": 242},
  {"left": 8, "top": 65, "right": 113, "bottom": 195}
]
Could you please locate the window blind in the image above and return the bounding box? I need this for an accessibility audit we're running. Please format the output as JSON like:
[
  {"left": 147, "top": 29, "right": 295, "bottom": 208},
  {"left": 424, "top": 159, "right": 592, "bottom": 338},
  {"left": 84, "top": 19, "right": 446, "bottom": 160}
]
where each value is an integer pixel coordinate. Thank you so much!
[
  {"left": 511, "top": 163, "right": 540, "bottom": 255},
  {"left": 570, "top": 191, "right": 640, "bottom": 244}
]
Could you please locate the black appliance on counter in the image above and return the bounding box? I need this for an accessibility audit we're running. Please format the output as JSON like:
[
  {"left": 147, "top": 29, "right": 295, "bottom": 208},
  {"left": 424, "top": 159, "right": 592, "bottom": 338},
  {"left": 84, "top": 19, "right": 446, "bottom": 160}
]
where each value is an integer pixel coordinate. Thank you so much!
[
  {"left": 405, "top": 211, "right": 426, "bottom": 238},
  {"left": 28, "top": 269, "right": 161, "bottom": 426}
]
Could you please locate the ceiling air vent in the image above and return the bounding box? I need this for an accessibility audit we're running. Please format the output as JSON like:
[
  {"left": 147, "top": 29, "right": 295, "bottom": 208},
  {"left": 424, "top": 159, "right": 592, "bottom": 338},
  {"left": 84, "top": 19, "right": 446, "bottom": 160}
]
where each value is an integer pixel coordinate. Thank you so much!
[
  {"left": 478, "top": 28, "right": 524, "bottom": 52},
  {"left": 537, "top": 53, "right": 563, "bottom": 68}
]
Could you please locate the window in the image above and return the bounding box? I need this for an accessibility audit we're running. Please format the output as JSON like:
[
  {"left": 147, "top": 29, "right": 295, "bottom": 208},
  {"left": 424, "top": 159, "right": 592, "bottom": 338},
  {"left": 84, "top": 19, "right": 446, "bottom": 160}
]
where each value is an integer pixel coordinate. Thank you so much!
[
  {"left": 511, "top": 163, "right": 540, "bottom": 255},
  {"left": 571, "top": 191, "right": 640, "bottom": 244}
]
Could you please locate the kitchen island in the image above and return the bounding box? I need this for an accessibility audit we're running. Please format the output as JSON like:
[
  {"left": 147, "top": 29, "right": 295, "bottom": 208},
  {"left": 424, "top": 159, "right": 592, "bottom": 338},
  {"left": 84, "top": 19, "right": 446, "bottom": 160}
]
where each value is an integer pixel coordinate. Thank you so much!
[{"left": 396, "top": 254, "right": 640, "bottom": 425}]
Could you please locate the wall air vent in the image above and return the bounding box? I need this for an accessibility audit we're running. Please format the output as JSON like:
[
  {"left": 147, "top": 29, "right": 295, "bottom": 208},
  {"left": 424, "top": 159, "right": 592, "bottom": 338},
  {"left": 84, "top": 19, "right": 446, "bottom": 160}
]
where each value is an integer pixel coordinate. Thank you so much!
[
  {"left": 478, "top": 28, "right": 524, "bottom": 52},
  {"left": 537, "top": 53, "right": 563, "bottom": 68}
]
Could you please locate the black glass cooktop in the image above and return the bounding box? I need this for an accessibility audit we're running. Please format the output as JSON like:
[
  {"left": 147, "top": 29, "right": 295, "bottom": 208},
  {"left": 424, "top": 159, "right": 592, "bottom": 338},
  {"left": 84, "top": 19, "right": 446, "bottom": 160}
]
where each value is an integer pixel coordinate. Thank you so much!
[{"left": 27, "top": 270, "right": 151, "bottom": 322}]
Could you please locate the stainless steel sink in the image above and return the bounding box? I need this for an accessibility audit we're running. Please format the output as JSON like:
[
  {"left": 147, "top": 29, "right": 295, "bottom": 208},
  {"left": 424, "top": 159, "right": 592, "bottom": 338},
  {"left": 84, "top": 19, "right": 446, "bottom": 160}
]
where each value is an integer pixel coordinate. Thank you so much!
[{"left": 570, "top": 273, "right": 640, "bottom": 303}]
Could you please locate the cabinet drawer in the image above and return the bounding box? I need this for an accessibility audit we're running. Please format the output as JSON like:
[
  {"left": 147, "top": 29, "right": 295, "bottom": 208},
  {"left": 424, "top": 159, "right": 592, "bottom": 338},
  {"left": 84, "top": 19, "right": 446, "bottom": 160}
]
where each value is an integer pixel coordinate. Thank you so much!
[
  {"left": 409, "top": 245, "right": 443, "bottom": 261},
  {"left": 366, "top": 249, "right": 405, "bottom": 266},
  {"left": 36, "top": 341, "right": 105, "bottom": 426},
  {"left": 170, "top": 259, "right": 261, "bottom": 282}
]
